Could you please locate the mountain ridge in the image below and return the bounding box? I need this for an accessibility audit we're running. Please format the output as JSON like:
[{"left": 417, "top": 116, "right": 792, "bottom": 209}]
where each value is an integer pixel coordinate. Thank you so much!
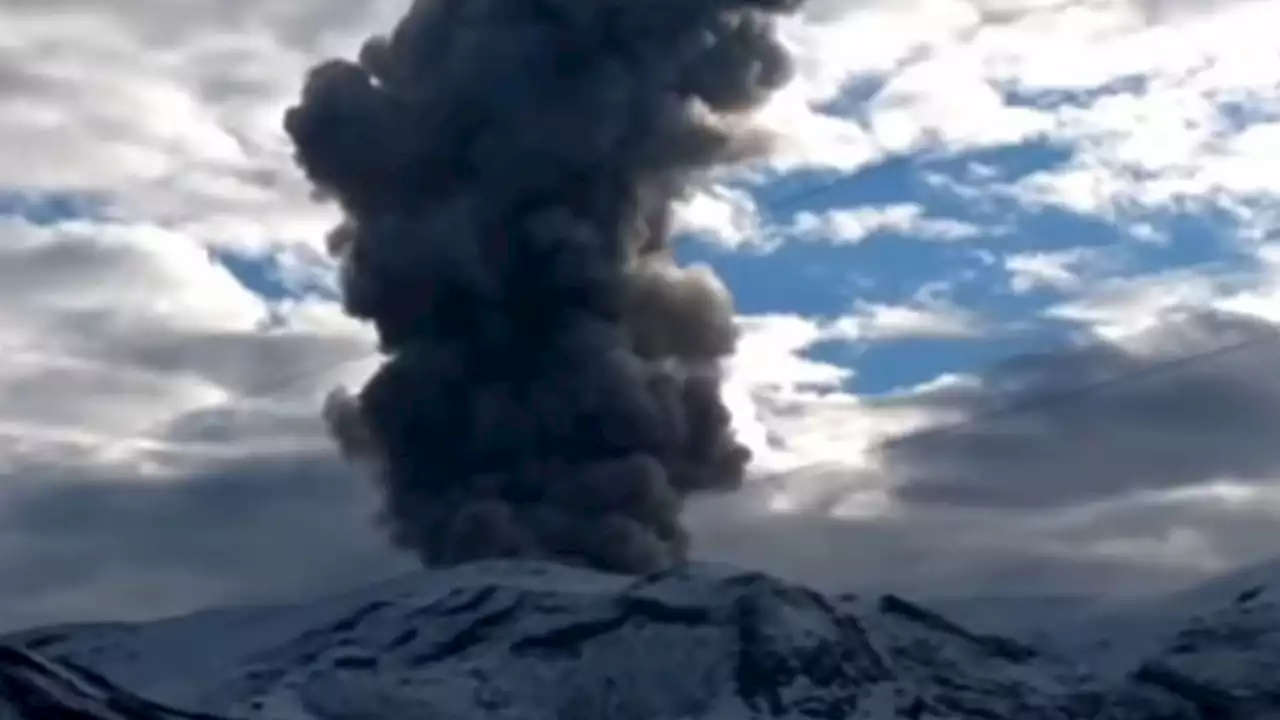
[{"left": 3, "top": 560, "right": 1278, "bottom": 719}]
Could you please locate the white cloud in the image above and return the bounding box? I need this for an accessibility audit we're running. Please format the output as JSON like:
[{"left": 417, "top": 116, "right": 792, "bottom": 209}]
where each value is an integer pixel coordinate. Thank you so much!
[
  {"left": 867, "top": 49, "right": 1053, "bottom": 154},
  {"left": 836, "top": 299, "right": 985, "bottom": 340},
  {"left": 742, "top": 0, "right": 1280, "bottom": 241},
  {"left": 979, "top": 1, "right": 1280, "bottom": 222},
  {"left": 0, "top": 216, "right": 373, "bottom": 431},
  {"left": 755, "top": 0, "right": 1085, "bottom": 173},
  {"left": 788, "top": 203, "right": 984, "bottom": 244},
  {"left": 724, "top": 310, "right": 963, "bottom": 473},
  {"left": 1003, "top": 247, "right": 1103, "bottom": 293},
  {"left": 1041, "top": 255, "right": 1279, "bottom": 339},
  {"left": 730, "top": 314, "right": 853, "bottom": 391},
  {"left": 672, "top": 185, "right": 764, "bottom": 248},
  {"left": 0, "top": 0, "right": 408, "bottom": 256}
]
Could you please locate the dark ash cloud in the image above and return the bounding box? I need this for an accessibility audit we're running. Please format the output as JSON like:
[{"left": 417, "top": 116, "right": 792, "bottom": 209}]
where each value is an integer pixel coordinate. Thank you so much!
[
  {"left": 875, "top": 310, "right": 1280, "bottom": 509},
  {"left": 284, "top": 0, "right": 806, "bottom": 573}
]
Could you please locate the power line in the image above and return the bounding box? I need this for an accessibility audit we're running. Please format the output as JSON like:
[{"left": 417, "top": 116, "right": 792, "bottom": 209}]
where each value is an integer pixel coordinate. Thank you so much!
[
  {"left": 878, "top": 323, "right": 1280, "bottom": 449},
  {"left": 91, "top": 320, "right": 1280, "bottom": 454}
]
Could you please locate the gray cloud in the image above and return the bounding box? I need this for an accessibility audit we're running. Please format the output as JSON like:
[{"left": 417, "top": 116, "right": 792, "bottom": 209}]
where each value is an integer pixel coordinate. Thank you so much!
[
  {"left": 0, "top": 444, "right": 413, "bottom": 634},
  {"left": 876, "top": 310, "right": 1280, "bottom": 509},
  {"left": 0, "top": 211, "right": 392, "bottom": 633},
  {"left": 685, "top": 477, "right": 1217, "bottom": 601},
  {"left": 1, "top": 439, "right": 1228, "bottom": 635}
]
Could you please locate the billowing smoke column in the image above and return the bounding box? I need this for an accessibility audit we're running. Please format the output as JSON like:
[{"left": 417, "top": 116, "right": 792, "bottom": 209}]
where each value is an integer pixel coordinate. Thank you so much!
[{"left": 285, "top": 0, "right": 803, "bottom": 573}]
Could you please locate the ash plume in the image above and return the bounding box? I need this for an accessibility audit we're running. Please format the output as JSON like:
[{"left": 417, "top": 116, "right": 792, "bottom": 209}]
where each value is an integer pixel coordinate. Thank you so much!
[{"left": 285, "top": 0, "right": 804, "bottom": 573}]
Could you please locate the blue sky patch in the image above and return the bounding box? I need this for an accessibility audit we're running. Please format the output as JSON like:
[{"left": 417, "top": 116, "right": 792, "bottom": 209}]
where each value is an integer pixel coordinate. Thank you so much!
[
  {"left": 212, "top": 248, "right": 298, "bottom": 301},
  {"left": 679, "top": 127, "right": 1266, "bottom": 394},
  {"left": 999, "top": 73, "right": 1150, "bottom": 110},
  {"left": 0, "top": 190, "right": 110, "bottom": 226}
]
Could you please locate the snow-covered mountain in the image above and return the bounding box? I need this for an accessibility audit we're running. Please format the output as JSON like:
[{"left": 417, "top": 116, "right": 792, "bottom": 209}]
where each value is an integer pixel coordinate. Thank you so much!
[
  {"left": 0, "top": 643, "right": 227, "bottom": 720},
  {"left": 3, "top": 560, "right": 1278, "bottom": 719}
]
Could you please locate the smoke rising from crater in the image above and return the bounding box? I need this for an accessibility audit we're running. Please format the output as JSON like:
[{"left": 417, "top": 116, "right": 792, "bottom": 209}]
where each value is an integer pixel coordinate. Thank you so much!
[{"left": 285, "top": 0, "right": 804, "bottom": 573}]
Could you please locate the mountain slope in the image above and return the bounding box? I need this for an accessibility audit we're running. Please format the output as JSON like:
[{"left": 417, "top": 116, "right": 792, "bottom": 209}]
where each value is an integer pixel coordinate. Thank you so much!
[
  {"left": 1120, "top": 581, "right": 1280, "bottom": 717},
  {"left": 4, "top": 560, "right": 1279, "bottom": 719},
  {"left": 0, "top": 644, "right": 229, "bottom": 720}
]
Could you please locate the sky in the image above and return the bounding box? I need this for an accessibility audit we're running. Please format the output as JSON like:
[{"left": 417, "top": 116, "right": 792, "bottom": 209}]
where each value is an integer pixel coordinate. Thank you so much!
[{"left": 1, "top": 0, "right": 1279, "bottom": 632}]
